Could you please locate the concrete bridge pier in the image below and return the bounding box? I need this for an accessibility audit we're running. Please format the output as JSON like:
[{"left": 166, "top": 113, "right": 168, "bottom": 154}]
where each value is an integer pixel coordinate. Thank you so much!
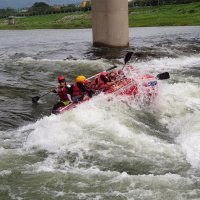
[{"left": 91, "top": 0, "right": 129, "bottom": 48}]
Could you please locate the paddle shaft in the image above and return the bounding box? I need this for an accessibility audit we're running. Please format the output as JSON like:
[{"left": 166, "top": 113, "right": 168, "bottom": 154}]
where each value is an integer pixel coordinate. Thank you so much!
[
  {"left": 40, "top": 91, "right": 52, "bottom": 98},
  {"left": 32, "top": 91, "right": 52, "bottom": 103},
  {"left": 88, "top": 52, "right": 133, "bottom": 80},
  {"left": 87, "top": 65, "right": 117, "bottom": 80},
  {"left": 122, "top": 52, "right": 133, "bottom": 70}
]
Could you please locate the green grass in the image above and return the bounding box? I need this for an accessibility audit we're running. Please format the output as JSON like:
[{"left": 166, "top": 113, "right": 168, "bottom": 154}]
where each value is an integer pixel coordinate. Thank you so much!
[
  {"left": 129, "top": 2, "right": 200, "bottom": 26},
  {"left": 0, "top": 2, "right": 200, "bottom": 30},
  {"left": 0, "top": 12, "right": 92, "bottom": 30}
]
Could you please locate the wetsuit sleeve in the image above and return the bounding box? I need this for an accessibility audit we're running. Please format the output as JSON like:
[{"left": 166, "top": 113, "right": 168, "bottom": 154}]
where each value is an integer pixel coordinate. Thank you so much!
[
  {"left": 66, "top": 85, "right": 73, "bottom": 102},
  {"left": 100, "top": 75, "right": 110, "bottom": 84},
  {"left": 67, "top": 85, "right": 73, "bottom": 95}
]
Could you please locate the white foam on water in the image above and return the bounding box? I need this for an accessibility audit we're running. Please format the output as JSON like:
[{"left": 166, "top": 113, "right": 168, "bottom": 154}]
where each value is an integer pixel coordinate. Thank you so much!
[
  {"left": 0, "top": 146, "right": 19, "bottom": 156},
  {"left": 175, "top": 113, "right": 200, "bottom": 169},
  {"left": 19, "top": 57, "right": 107, "bottom": 65},
  {"left": 2, "top": 54, "right": 200, "bottom": 175},
  {"left": 17, "top": 92, "right": 186, "bottom": 175},
  {"left": 141, "top": 56, "right": 200, "bottom": 169},
  {"left": 1, "top": 55, "right": 198, "bottom": 174},
  {"left": 157, "top": 84, "right": 200, "bottom": 168},
  {"left": 0, "top": 147, "right": 7, "bottom": 155},
  {"left": 0, "top": 170, "right": 12, "bottom": 176},
  {"left": 132, "top": 54, "right": 200, "bottom": 73}
]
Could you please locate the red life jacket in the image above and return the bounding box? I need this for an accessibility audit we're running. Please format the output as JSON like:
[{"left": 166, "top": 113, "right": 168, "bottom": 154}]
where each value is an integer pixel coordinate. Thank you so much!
[
  {"left": 96, "top": 75, "right": 109, "bottom": 91},
  {"left": 57, "top": 86, "right": 69, "bottom": 101},
  {"left": 89, "top": 80, "right": 97, "bottom": 90},
  {"left": 72, "top": 83, "right": 85, "bottom": 96}
]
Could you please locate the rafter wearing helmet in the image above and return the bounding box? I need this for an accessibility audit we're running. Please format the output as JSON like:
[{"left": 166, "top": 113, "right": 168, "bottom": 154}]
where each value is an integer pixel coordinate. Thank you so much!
[
  {"left": 71, "top": 75, "right": 94, "bottom": 102},
  {"left": 51, "top": 75, "right": 73, "bottom": 114}
]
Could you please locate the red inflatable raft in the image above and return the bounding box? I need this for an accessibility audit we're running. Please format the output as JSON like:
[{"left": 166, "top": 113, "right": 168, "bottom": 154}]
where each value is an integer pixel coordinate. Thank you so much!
[{"left": 54, "top": 71, "right": 162, "bottom": 114}]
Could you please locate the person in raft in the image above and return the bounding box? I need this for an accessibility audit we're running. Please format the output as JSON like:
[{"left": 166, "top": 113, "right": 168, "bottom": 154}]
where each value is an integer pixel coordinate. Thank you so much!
[
  {"left": 83, "top": 79, "right": 97, "bottom": 94},
  {"left": 51, "top": 75, "right": 73, "bottom": 113},
  {"left": 70, "top": 75, "right": 94, "bottom": 102},
  {"left": 95, "top": 71, "right": 114, "bottom": 92},
  {"left": 108, "top": 70, "right": 118, "bottom": 82}
]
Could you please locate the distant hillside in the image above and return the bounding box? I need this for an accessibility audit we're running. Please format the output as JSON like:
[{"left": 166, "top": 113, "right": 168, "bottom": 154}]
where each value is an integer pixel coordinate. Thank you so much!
[{"left": 0, "top": 0, "right": 82, "bottom": 9}]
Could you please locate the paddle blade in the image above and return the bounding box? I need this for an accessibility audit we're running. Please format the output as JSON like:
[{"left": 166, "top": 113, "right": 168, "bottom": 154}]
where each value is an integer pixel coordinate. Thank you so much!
[
  {"left": 32, "top": 96, "right": 40, "bottom": 103},
  {"left": 106, "top": 65, "right": 118, "bottom": 72},
  {"left": 156, "top": 72, "right": 170, "bottom": 80},
  {"left": 124, "top": 52, "right": 133, "bottom": 64}
]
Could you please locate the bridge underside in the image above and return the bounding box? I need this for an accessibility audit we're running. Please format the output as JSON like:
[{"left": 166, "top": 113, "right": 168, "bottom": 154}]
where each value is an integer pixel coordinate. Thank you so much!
[{"left": 91, "top": 0, "right": 129, "bottom": 48}]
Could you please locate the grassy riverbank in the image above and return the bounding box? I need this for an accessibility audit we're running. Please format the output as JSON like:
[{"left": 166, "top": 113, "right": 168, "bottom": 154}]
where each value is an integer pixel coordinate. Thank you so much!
[
  {"left": 129, "top": 2, "right": 200, "bottom": 27},
  {"left": 0, "top": 2, "right": 200, "bottom": 30}
]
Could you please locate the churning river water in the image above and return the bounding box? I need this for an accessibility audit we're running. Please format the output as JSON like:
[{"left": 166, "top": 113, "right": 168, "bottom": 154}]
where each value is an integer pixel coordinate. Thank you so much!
[{"left": 0, "top": 26, "right": 200, "bottom": 199}]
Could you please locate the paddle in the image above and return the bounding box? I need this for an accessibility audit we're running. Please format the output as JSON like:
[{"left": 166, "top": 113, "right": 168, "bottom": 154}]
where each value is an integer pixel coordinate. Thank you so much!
[
  {"left": 87, "top": 65, "right": 118, "bottom": 80},
  {"left": 32, "top": 91, "right": 52, "bottom": 103},
  {"left": 156, "top": 72, "right": 170, "bottom": 80},
  {"left": 122, "top": 52, "right": 133, "bottom": 70},
  {"left": 124, "top": 52, "right": 133, "bottom": 65},
  {"left": 88, "top": 52, "right": 133, "bottom": 80}
]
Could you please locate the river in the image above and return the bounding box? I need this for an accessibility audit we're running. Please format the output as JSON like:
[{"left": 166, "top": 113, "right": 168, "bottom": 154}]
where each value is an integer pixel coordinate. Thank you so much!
[{"left": 0, "top": 26, "right": 200, "bottom": 199}]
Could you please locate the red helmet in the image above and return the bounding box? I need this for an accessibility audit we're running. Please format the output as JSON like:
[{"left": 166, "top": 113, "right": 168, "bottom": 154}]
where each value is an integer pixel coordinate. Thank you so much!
[
  {"left": 101, "top": 71, "right": 107, "bottom": 76},
  {"left": 57, "top": 75, "right": 65, "bottom": 82}
]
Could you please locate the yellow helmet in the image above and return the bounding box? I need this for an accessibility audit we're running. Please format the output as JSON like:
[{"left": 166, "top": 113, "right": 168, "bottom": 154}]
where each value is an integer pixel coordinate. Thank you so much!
[{"left": 75, "top": 75, "right": 86, "bottom": 83}]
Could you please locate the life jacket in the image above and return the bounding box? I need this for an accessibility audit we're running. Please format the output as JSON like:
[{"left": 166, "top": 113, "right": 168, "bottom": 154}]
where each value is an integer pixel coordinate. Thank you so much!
[
  {"left": 84, "top": 80, "right": 96, "bottom": 93},
  {"left": 95, "top": 75, "right": 109, "bottom": 91},
  {"left": 84, "top": 79, "right": 92, "bottom": 91},
  {"left": 72, "top": 82, "right": 85, "bottom": 97},
  {"left": 57, "top": 86, "right": 70, "bottom": 101},
  {"left": 109, "top": 71, "right": 118, "bottom": 82},
  {"left": 89, "top": 80, "right": 97, "bottom": 90}
]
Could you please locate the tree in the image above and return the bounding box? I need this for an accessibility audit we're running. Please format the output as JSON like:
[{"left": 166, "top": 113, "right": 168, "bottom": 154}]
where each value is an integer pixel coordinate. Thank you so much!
[
  {"left": 29, "top": 2, "right": 51, "bottom": 13},
  {"left": 0, "top": 8, "right": 16, "bottom": 18}
]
